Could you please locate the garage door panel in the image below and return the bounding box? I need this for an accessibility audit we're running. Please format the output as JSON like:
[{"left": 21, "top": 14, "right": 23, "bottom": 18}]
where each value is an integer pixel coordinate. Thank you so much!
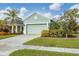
[{"left": 27, "top": 24, "right": 47, "bottom": 34}]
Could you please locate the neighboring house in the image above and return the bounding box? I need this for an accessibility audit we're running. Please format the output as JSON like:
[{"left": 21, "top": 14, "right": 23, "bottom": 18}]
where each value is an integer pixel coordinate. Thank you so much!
[
  {"left": 6, "top": 19, "right": 24, "bottom": 34},
  {"left": 23, "top": 13, "right": 50, "bottom": 34}
]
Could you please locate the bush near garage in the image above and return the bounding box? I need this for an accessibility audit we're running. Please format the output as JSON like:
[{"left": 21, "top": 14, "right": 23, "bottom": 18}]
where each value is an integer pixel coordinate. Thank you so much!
[
  {"left": 41, "top": 29, "right": 64, "bottom": 37},
  {"left": 41, "top": 30, "right": 50, "bottom": 37},
  {"left": 49, "top": 29, "right": 63, "bottom": 37}
]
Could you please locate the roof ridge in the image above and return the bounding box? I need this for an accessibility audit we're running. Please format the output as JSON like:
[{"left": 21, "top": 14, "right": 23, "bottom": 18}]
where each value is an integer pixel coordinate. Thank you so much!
[{"left": 23, "top": 12, "right": 51, "bottom": 21}]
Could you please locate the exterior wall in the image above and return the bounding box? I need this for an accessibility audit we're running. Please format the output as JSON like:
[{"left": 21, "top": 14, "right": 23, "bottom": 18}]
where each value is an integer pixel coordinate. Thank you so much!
[
  {"left": 23, "top": 13, "right": 50, "bottom": 34},
  {"left": 24, "top": 13, "right": 50, "bottom": 24}
]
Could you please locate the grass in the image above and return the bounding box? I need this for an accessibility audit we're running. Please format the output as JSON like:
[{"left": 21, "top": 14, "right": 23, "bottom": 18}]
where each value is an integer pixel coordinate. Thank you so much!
[
  {"left": 24, "top": 37, "right": 79, "bottom": 49},
  {"left": 9, "top": 49, "right": 79, "bottom": 56},
  {"left": 0, "top": 34, "right": 16, "bottom": 40}
]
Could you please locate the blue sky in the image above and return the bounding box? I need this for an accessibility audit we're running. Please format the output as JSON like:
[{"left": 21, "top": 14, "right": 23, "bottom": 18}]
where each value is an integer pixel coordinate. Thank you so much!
[{"left": 0, "top": 3, "right": 79, "bottom": 19}]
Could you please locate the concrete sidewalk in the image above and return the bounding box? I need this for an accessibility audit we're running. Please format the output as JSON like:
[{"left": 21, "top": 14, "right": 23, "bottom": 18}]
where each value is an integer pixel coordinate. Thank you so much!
[{"left": 7, "top": 45, "right": 79, "bottom": 56}]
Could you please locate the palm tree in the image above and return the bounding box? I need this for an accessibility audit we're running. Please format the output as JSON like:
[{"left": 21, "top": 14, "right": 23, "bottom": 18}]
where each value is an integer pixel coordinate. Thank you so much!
[
  {"left": 4, "top": 8, "right": 22, "bottom": 33},
  {"left": 4, "top": 9, "right": 20, "bottom": 24}
]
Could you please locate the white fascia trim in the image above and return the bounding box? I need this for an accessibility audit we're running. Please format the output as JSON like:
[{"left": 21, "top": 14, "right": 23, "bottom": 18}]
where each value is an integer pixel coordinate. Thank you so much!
[{"left": 24, "top": 22, "right": 49, "bottom": 25}]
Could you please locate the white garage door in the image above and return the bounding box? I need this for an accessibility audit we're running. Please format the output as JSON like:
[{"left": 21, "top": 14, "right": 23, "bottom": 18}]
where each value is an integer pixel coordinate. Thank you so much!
[{"left": 27, "top": 24, "right": 47, "bottom": 34}]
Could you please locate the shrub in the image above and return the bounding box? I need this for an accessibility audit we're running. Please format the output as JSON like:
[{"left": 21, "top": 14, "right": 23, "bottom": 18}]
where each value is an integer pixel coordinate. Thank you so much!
[
  {"left": 41, "top": 30, "right": 50, "bottom": 37},
  {"left": 49, "top": 30, "right": 56, "bottom": 37},
  {"left": 49, "top": 29, "right": 64, "bottom": 37},
  {"left": 67, "top": 34, "right": 76, "bottom": 38},
  {"left": 0, "top": 32, "right": 9, "bottom": 35}
]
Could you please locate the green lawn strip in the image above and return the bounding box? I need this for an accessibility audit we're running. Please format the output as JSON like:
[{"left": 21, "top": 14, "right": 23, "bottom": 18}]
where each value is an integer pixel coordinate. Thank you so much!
[
  {"left": 9, "top": 49, "right": 79, "bottom": 56},
  {"left": 0, "top": 34, "right": 16, "bottom": 40},
  {"left": 24, "top": 37, "right": 79, "bottom": 49}
]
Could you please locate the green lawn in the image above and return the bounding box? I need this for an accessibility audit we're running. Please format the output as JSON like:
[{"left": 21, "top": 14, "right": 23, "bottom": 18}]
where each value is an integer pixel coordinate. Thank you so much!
[
  {"left": 0, "top": 34, "right": 16, "bottom": 40},
  {"left": 9, "top": 49, "right": 79, "bottom": 56},
  {"left": 24, "top": 37, "right": 79, "bottom": 49}
]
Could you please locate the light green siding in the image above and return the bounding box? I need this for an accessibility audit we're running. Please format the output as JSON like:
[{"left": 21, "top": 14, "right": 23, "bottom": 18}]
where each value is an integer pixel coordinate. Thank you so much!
[
  {"left": 23, "top": 13, "right": 50, "bottom": 34},
  {"left": 24, "top": 13, "right": 50, "bottom": 24}
]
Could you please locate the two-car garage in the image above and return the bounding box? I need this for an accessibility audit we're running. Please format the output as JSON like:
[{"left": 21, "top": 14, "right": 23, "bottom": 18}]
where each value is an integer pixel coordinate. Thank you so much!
[{"left": 26, "top": 24, "right": 48, "bottom": 34}]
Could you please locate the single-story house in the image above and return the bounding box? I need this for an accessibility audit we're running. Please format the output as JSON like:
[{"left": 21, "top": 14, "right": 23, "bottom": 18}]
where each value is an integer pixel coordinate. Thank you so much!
[
  {"left": 5, "top": 18, "right": 24, "bottom": 34},
  {"left": 23, "top": 13, "right": 51, "bottom": 34}
]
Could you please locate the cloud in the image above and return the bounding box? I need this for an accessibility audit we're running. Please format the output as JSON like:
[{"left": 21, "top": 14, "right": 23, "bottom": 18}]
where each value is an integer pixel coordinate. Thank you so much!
[
  {"left": 42, "top": 13, "right": 60, "bottom": 20},
  {"left": 0, "top": 14, "right": 7, "bottom": 20},
  {"left": 6, "top": 7, "right": 12, "bottom": 10},
  {"left": 36, "top": 11, "right": 53, "bottom": 19},
  {"left": 0, "top": 9, "right": 8, "bottom": 19},
  {"left": 0, "top": 7, "right": 13, "bottom": 19},
  {"left": 20, "top": 7, "right": 28, "bottom": 14},
  {"left": 49, "top": 3, "right": 62, "bottom": 11},
  {"left": 36, "top": 11, "right": 61, "bottom": 19},
  {"left": 53, "top": 15, "right": 60, "bottom": 19},
  {"left": 40, "top": 12, "right": 60, "bottom": 19},
  {"left": 69, "top": 4, "right": 79, "bottom": 9},
  {"left": 0, "top": 10, "right": 6, "bottom": 14},
  {"left": 0, "top": 7, "right": 10, "bottom": 14},
  {"left": 43, "top": 12, "right": 53, "bottom": 19},
  {"left": 18, "top": 7, "right": 29, "bottom": 19}
]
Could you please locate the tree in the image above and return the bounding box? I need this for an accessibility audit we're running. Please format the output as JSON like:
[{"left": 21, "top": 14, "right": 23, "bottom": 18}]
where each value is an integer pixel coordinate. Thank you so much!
[
  {"left": 4, "top": 8, "right": 22, "bottom": 33},
  {"left": 0, "top": 20, "right": 4, "bottom": 27},
  {"left": 0, "top": 20, "right": 4, "bottom": 31},
  {"left": 49, "top": 8, "right": 79, "bottom": 38},
  {"left": 4, "top": 8, "right": 20, "bottom": 24},
  {"left": 49, "top": 19, "right": 61, "bottom": 37},
  {"left": 60, "top": 8, "right": 79, "bottom": 38}
]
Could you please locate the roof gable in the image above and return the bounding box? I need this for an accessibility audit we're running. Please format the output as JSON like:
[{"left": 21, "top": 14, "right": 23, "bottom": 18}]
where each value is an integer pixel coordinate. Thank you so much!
[{"left": 24, "top": 13, "right": 51, "bottom": 24}]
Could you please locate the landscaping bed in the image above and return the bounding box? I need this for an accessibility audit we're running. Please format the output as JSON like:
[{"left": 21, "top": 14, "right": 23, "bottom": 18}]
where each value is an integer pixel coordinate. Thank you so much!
[
  {"left": 24, "top": 37, "right": 79, "bottom": 49},
  {"left": 9, "top": 49, "right": 79, "bottom": 56},
  {"left": 0, "top": 34, "right": 16, "bottom": 40}
]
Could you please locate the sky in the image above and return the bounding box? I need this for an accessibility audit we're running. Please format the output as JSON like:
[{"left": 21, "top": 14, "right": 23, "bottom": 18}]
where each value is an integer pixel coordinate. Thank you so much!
[{"left": 0, "top": 3, "right": 79, "bottom": 20}]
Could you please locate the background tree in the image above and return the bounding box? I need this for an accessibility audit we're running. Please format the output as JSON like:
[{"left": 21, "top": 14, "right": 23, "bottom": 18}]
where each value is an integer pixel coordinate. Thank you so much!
[
  {"left": 49, "top": 19, "right": 62, "bottom": 37},
  {"left": 0, "top": 20, "right": 4, "bottom": 27},
  {"left": 0, "top": 20, "right": 5, "bottom": 32},
  {"left": 4, "top": 8, "right": 22, "bottom": 33},
  {"left": 60, "top": 8, "right": 79, "bottom": 38},
  {"left": 49, "top": 8, "right": 79, "bottom": 38}
]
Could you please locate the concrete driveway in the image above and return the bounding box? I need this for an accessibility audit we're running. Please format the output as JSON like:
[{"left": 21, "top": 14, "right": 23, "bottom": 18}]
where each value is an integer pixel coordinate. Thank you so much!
[{"left": 0, "top": 35, "right": 39, "bottom": 56}]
